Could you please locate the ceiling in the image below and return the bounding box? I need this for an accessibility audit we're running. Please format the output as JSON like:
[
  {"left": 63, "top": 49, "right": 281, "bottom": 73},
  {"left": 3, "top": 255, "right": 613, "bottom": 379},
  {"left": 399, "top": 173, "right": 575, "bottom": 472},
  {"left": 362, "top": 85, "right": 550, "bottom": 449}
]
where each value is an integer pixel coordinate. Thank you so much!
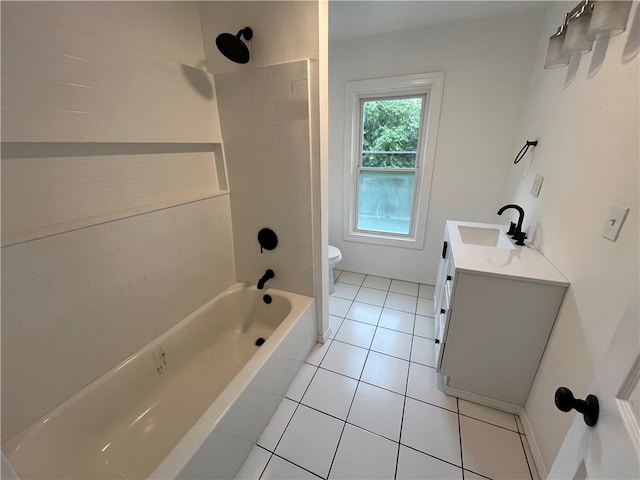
[{"left": 329, "top": 1, "right": 549, "bottom": 42}]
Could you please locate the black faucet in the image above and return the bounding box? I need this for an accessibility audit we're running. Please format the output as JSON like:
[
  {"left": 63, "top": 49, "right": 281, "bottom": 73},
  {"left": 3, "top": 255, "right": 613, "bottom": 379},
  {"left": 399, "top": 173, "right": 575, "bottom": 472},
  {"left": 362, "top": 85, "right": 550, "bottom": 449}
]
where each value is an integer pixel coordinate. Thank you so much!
[
  {"left": 257, "top": 269, "right": 275, "bottom": 290},
  {"left": 497, "top": 204, "right": 526, "bottom": 244}
]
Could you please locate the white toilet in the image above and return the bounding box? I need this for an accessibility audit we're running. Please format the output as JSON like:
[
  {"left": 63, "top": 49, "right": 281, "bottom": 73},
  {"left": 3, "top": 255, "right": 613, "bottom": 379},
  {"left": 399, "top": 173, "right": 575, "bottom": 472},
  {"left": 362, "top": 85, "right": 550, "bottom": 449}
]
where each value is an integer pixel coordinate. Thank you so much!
[{"left": 328, "top": 245, "right": 343, "bottom": 294}]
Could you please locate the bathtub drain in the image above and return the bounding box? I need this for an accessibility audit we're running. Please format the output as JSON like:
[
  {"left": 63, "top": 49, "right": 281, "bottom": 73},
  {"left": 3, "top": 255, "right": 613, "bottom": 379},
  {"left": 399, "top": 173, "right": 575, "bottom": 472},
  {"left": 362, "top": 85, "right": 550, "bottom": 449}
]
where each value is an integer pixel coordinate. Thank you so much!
[{"left": 255, "top": 337, "right": 266, "bottom": 346}]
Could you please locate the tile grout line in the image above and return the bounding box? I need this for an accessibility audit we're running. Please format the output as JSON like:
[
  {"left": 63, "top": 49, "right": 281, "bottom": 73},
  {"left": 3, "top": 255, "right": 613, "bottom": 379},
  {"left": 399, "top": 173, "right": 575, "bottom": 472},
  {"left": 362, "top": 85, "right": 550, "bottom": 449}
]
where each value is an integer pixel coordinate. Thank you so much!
[
  {"left": 268, "top": 452, "right": 325, "bottom": 479},
  {"left": 324, "top": 277, "right": 363, "bottom": 479},
  {"left": 325, "top": 280, "right": 389, "bottom": 479},
  {"left": 518, "top": 430, "right": 535, "bottom": 480},
  {"left": 254, "top": 444, "right": 272, "bottom": 479},
  {"left": 457, "top": 397, "right": 465, "bottom": 478},
  {"left": 325, "top": 334, "right": 373, "bottom": 479},
  {"left": 393, "top": 314, "right": 415, "bottom": 480}
]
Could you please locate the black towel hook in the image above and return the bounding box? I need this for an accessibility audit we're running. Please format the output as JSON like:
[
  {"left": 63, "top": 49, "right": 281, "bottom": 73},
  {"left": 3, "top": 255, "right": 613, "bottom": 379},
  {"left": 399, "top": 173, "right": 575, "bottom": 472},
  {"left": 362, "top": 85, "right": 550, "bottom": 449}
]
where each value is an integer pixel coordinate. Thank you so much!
[{"left": 513, "top": 140, "right": 538, "bottom": 164}]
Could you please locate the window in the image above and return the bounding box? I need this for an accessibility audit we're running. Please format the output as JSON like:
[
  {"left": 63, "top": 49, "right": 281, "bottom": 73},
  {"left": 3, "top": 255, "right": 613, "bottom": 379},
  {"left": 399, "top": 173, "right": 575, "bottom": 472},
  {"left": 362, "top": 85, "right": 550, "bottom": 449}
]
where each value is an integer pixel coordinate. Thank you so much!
[{"left": 343, "top": 73, "right": 444, "bottom": 249}]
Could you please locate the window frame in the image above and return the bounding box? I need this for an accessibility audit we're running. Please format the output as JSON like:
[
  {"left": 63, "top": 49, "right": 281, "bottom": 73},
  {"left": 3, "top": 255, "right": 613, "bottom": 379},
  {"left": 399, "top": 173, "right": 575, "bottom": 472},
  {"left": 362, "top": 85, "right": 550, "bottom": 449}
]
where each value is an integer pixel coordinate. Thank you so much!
[{"left": 343, "top": 72, "right": 445, "bottom": 249}]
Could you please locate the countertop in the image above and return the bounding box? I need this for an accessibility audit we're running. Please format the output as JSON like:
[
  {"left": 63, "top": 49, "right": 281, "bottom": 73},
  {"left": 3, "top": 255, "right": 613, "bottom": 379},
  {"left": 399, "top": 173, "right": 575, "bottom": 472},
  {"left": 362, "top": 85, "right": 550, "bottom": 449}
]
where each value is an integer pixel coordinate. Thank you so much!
[{"left": 446, "top": 220, "right": 569, "bottom": 287}]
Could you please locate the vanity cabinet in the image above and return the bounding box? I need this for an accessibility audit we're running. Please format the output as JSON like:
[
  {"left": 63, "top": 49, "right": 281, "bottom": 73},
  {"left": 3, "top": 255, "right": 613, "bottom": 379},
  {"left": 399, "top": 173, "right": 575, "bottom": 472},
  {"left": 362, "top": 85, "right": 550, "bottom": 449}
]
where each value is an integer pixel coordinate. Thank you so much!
[{"left": 434, "top": 221, "right": 569, "bottom": 410}]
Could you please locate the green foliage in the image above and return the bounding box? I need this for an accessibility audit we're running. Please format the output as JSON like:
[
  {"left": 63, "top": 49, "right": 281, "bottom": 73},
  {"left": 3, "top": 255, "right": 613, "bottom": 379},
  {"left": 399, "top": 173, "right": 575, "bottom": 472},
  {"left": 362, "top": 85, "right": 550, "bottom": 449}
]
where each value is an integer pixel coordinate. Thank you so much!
[{"left": 362, "top": 97, "right": 422, "bottom": 168}]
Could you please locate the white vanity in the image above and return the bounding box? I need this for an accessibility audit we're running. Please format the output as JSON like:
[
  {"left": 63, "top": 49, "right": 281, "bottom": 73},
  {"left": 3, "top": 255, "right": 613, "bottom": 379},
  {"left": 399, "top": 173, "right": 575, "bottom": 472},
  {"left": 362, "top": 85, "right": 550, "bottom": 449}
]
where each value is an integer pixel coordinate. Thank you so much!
[{"left": 434, "top": 221, "right": 569, "bottom": 412}]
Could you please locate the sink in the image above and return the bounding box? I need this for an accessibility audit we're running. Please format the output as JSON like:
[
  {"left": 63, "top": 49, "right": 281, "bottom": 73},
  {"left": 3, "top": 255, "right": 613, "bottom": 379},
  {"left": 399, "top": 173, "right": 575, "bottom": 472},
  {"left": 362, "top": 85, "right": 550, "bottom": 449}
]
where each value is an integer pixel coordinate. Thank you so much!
[{"left": 458, "top": 226, "right": 515, "bottom": 249}]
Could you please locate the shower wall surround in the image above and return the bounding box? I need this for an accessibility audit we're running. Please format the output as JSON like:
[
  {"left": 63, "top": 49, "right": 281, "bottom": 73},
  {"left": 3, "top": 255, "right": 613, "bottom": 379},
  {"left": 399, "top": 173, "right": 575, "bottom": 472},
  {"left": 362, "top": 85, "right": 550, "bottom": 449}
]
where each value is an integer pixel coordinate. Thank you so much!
[
  {"left": 1, "top": 2, "right": 236, "bottom": 440},
  {"left": 215, "top": 61, "right": 315, "bottom": 297}
]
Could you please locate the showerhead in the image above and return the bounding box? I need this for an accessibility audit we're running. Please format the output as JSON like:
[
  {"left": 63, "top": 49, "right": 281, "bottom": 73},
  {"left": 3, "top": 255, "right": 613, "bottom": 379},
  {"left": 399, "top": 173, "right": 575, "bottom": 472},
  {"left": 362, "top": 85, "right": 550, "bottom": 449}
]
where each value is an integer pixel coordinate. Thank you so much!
[{"left": 216, "top": 27, "right": 253, "bottom": 64}]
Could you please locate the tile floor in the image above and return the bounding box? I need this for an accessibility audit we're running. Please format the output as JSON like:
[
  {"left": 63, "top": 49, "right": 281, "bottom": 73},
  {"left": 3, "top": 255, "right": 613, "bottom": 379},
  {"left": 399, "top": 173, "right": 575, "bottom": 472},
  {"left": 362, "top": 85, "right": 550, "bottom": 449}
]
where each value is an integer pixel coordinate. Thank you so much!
[{"left": 236, "top": 271, "right": 539, "bottom": 480}]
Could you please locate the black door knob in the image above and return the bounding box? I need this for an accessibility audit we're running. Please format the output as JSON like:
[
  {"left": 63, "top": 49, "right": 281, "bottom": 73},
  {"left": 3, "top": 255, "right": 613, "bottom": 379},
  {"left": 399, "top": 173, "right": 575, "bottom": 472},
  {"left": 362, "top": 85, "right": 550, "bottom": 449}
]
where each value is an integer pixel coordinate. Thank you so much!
[{"left": 554, "top": 387, "right": 599, "bottom": 427}]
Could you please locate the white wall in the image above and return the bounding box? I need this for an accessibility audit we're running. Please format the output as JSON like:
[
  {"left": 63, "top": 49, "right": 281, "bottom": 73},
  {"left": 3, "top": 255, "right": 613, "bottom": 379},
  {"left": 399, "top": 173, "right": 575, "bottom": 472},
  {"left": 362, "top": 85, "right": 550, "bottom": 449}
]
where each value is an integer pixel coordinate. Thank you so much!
[
  {"left": 1, "top": 2, "right": 237, "bottom": 440},
  {"left": 502, "top": 2, "right": 639, "bottom": 473},
  {"left": 329, "top": 10, "right": 544, "bottom": 283},
  {"left": 199, "top": 1, "right": 319, "bottom": 74}
]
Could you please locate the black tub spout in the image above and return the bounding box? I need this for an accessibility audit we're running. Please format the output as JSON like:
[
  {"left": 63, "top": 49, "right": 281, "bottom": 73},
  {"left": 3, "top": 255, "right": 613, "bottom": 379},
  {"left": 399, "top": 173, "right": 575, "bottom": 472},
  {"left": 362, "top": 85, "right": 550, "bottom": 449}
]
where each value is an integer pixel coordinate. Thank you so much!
[{"left": 257, "top": 269, "right": 275, "bottom": 290}]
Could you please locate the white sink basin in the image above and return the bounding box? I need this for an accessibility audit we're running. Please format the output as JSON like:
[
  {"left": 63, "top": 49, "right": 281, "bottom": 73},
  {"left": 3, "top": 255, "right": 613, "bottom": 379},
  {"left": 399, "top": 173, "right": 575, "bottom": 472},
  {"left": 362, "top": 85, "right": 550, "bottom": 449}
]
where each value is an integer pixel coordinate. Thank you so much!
[{"left": 458, "top": 226, "right": 515, "bottom": 249}]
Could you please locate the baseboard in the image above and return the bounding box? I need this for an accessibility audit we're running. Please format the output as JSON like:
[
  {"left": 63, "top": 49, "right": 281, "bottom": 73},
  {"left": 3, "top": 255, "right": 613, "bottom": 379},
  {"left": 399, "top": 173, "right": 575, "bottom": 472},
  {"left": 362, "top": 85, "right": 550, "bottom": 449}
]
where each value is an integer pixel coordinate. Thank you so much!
[
  {"left": 335, "top": 264, "right": 435, "bottom": 286},
  {"left": 443, "top": 385, "right": 523, "bottom": 415},
  {"left": 318, "top": 327, "right": 331, "bottom": 344},
  {"left": 519, "top": 410, "right": 549, "bottom": 479}
]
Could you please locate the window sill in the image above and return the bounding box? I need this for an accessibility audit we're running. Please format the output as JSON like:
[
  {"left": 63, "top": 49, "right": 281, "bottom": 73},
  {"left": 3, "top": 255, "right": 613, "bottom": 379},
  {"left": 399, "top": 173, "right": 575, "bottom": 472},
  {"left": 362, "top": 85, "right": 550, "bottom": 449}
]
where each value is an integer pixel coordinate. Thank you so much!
[{"left": 343, "top": 229, "right": 425, "bottom": 250}]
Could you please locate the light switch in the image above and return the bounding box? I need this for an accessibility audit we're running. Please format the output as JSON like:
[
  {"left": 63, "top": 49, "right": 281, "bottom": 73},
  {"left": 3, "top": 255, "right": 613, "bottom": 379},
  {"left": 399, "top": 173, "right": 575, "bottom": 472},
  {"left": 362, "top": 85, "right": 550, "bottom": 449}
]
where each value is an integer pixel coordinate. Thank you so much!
[
  {"left": 602, "top": 206, "right": 629, "bottom": 242},
  {"left": 530, "top": 174, "right": 544, "bottom": 198}
]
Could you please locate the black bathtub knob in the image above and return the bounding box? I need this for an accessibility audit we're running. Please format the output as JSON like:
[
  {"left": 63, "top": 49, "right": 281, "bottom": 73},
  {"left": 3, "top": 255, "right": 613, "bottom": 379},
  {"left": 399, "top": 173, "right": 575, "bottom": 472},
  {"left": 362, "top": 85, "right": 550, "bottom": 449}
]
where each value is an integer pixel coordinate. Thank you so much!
[
  {"left": 258, "top": 228, "right": 278, "bottom": 252},
  {"left": 554, "top": 387, "right": 599, "bottom": 427}
]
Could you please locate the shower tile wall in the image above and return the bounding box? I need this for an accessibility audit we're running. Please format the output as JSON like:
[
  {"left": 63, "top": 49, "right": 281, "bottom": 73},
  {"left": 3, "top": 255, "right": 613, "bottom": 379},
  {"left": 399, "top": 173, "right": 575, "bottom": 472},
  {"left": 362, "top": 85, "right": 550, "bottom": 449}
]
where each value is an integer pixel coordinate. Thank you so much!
[
  {"left": 0, "top": 3, "right": 221, "bottom": 143},
  {"left": 1, "top": 196, "right": 236, "bottom": 441},
  {"left": 0, "top": 2, "right": 237, "bottom": 442},
  {"left": 215, "top": 61, "right": 314, "bottom": 297}
]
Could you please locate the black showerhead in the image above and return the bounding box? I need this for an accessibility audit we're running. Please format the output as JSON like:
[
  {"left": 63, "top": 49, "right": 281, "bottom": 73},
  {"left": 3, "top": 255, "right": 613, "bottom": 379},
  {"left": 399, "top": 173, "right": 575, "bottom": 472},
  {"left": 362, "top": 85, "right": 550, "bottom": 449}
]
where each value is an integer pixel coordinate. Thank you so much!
[{"left": 216, "top": 27, "right": 253, "bottom": 64}]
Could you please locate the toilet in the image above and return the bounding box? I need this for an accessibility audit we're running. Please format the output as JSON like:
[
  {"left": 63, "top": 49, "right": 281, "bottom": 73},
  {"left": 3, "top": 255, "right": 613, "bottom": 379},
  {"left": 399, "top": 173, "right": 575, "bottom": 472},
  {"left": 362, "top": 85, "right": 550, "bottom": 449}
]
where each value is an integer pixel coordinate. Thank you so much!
[{"left": 328, "top": 245, "right": 343, "bottom": 294}]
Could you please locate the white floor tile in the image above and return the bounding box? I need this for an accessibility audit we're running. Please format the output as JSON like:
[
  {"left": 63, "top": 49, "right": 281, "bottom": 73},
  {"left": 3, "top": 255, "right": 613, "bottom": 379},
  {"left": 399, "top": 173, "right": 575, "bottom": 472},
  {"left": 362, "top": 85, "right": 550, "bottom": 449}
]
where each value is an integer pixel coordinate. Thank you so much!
[
  {"left": 306, "top": 340, "right": 332, "bottom": 366},
  {"left": 346, "top": 302, "right": 382, "bottom": 325},
  {"left": 257, "top": 397, "right": 298, "bottom": 451},
  {"left": 416, "top": 297, "right": 435, "bottom": 316},
  {"left": 459, "top": 400, "right": 518, "bottom": 432},
  {"left": 261, "top": 455, "right": 319, "bottom": 480},
  {"left": 333, "top": 269, "right": 343, "bottom": 280},
  {"left": 328, "top": 315, "right": 343, "bottom": 339},
  {"left": 378, "top": 308, "right": 415, "bottom": 334},
  {"left": 410, "top": 336, "right": 437, "bottom": 367},
  {"left": 406, "top": 363, "right": 457, "bottom": 412},
  {"left": 370, "top": 327, "right": 412, "bottom": 360},
  {"left": 361, "top": 350, "right": 409, "bottom": 394},
  {"left": 332, "top": 282, "right": 360, "bottom": 300},
  {"left": 238, "top": 271, "right": 539, "bottom": 480},
  {"left": 463, "top": 470, "right": 492, "bottom": 480},
  {"left": 362, "top": 275, "right": 391, "bottom": 291},
  {"left": 354, "top": 286, "right": 387, "bottom": 306},
  {"left": 384, "top": 292, "right": 417, "bottom": 313},
  {"left": 396, "top": 445, "right": 463, "bottom": 480},
  {"left": 301, "top": 368, "right": 358, "bottom": 420},
  {"left": 418, "top": 284, "right": 435, "bottom": 299},
  {"left": 337, "top": 271, "right": 365, "bottom": 286},
  {"left": 235, "top": 445, "right": 271, "bottom": 479},
  {"left": 328, "top": 424, "right": 398, "bottom": 480},
  {"left": 285, "top": 362, "right": 317, "bottom": 402},
  {"left": 347, "top": 382, "right": 404, "bottom": 441},
  {"left": 414, "top": 315, "right": 435, "bottom": 339},
  {"left": 329, "top": 296, "right": 351, "bottom": 317},
  {"left": 320, "top": 340, "right": 368, "bottom": 379},
  {"left": 401, "top": 398, "right": 461, "bottom": 466},
  {"left": 275, "top": 405, "right": 344, "bottom": 478},
  {"left": 334, "top": 319, "right": 376, "bottom": 349},
  {"left": 460, "top": 415, "right": 531, "bottom": 480},
  {"left": 390, "top": 279, "right": 419, "bottom": 296}
]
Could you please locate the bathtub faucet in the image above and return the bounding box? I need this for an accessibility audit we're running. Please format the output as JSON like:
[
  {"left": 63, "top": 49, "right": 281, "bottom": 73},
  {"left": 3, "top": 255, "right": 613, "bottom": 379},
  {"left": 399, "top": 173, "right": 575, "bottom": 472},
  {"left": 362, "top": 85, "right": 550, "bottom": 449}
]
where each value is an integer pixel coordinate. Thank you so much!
[{"left": 257, "top": 269, "right": 275, "bottom": 290}]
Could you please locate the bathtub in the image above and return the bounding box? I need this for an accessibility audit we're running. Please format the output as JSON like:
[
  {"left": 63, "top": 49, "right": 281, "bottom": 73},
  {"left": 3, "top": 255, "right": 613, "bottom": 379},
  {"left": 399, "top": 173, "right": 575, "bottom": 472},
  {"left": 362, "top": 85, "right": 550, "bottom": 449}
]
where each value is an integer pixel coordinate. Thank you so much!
[{"left": 2, "top": 283, "right": 316, "bottom": 479}]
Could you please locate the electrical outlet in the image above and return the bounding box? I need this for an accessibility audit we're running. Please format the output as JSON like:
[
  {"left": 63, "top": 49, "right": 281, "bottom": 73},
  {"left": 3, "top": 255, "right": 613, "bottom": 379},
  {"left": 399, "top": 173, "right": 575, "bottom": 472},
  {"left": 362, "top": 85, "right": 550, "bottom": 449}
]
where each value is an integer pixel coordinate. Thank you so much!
[
  {"left": 602, "top": 206, "right": 629, "bottom": 242},
  {"left": 530, "top": 174, "right": 544, "bottom": 198}
]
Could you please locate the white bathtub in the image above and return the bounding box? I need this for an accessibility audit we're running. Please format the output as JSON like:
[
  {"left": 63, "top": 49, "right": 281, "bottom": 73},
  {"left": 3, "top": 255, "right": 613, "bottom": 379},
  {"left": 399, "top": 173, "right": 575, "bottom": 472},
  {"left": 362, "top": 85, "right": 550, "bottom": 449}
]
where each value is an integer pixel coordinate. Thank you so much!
[{"left": 2, "top": 283, "right": 316, "bottom": 479}]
